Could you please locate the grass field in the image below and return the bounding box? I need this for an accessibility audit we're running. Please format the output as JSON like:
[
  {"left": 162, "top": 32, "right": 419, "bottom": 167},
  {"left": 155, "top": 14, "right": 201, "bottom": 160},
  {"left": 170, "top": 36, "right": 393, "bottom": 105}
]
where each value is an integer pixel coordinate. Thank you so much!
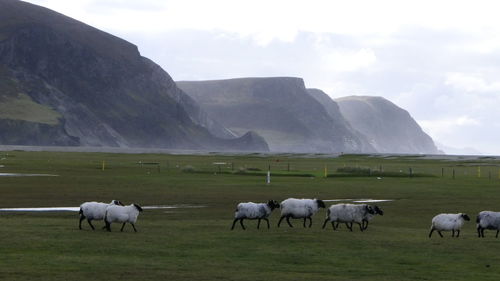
[{"left": 1, "top": 150, "right": 500, "bottom": 280}]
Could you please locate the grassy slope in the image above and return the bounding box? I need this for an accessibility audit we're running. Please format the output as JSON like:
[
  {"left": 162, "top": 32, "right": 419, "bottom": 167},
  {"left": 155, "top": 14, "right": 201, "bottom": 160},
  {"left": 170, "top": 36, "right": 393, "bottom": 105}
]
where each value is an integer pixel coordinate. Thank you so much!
[{"left": 0, "top": 151, "right": 500, "bottom": 280}]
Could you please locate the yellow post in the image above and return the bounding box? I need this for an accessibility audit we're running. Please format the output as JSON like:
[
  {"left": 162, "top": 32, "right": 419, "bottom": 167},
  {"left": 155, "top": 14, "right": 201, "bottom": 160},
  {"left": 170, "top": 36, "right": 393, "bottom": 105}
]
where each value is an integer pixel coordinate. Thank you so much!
[
  {"left": 102, "top": 160, "right": 105, "bottom": 171},
  {"left": 324, "top": 165, "right": 328, "bottom": 178},
  {"left": 478, "top": 166, "right": 481, "bottom": 178}
]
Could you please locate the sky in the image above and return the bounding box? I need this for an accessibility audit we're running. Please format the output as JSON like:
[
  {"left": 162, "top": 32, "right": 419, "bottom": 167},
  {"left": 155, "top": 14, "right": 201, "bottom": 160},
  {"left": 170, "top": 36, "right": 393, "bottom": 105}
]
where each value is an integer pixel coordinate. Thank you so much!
[{"left": 23, "top": 0, "right": 500, "bottom": 155}]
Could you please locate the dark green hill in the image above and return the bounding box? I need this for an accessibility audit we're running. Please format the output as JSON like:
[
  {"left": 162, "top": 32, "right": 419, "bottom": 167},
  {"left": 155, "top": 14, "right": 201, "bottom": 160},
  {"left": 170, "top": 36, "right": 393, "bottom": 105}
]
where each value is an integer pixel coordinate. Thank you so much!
[
  {"left": 178, "top": 77, "right": 375, "bottom": 153},
  {"left": 0, "top": 0, "right": 268, "bottom": 151}
]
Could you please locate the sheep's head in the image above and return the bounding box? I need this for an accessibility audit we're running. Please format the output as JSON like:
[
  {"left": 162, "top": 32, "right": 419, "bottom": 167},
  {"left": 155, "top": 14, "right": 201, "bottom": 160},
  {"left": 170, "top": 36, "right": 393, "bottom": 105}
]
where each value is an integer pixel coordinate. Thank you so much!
[
  {"left": 366, "top": 205, "right": 375, "bottom": 215},
  {"left": 461, "top": 213, "right": 470, "bottom": 221},
  {"left": 267, "top": 200, "right": 280, "bottom": 210},
  {"left": 373, "top": 205, "right": 384, "bottom": 215},
  {"left": 111, "top": 200, "right": 124, "bottom": 206},
  {"left": 316, "top": 199, "right": 326, "bottom": 208},
  {"left": 133, "top": 204, "right": 143, "bottom": 212}
]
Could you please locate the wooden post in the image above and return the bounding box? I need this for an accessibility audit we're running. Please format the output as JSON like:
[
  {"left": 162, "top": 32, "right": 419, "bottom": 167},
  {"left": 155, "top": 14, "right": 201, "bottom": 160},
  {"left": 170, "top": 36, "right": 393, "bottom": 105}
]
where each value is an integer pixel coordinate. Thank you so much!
[
  {"left": 478, "top": 166, "right": 481, "bottom": 178},
  {"left": 441, "top": 168, "right": 444, "bottom": 177},
  {"left": 266, "top": 169, "right": 271, "bottom": 184},
  {"left": 287, "top": 163, "right": 290, "bottom": 172},
  {"left": 231, "top": 162, "right": 234, "bottom": 171},
  {"left": 102, "top": 160, "right": 105, "bottom": 171},
  {"left": 324, "top": 165, "right": 327, "bottom": 178},
  {"left": 453, "top": 169, "right": 455, "bottom": 179},
  {"left": 409, "top": 167, "right": 413, "bottom": 177}
]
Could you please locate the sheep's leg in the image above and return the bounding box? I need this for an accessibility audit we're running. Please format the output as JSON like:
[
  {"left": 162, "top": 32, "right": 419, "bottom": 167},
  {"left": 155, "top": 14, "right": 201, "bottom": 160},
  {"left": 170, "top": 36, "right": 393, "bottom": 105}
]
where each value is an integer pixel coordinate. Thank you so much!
[
  {"left": 231, "top": 218, "right": 238, "bottom": 230},
  {"left": 428, "top": 228, "right": 435, "bottom": 238},
  {"left": 362, "top": 220, "right": 369, "bottom": 230},
  {"left": 286, "top": 216, "right": 293, "bottom": 228},
  {"left": 456, "top": 230, "right": 460, "bottom": 238},
  {"left": 105, "top": 220, "right": 111, "bottom": 232},
  {"left": 277, "top": 216, "right": 285, "bottom": 228},
  {"left": 452, "top": 230, "right": 455, "bottom": 237},
  {"left": 331, "top": 222, "right": 336, "bottom": 230},
  {"left": 303, "top": 218, "right": 307, "bottom": 228},
  {"left": 347, "top": 222, "right": 353, "bottom": 232},
  {"left": 87, "top": 219, "right": 95, "bottom": 230},
  {"left": 357, "top": 222, "right": 364, "bottom": 232},
  {"left": 308, "top": 217, "right": 312, "bottom": 228},
  {"left": 79, "top": 216, "right": 85, "bottom": 230},
  {"left": 131, "top": 223, "right": 138, "bottom": 232},
  {"left": 437, "top": 231, "right": 443, "bottom": 238},
  {"left": 335, "top": 222, "right": 340, "bottom": 229},
  {"left": 322, "top": 218, "right": 329, "bottom": 229},
  {"left": 120, "top": 223, "right": 126, "bottom": 232},
  {"left": 477, "top": 226, "right": 482, "bottom": 237},
  {"left": 265, "top": 218, "right": 270, "bottom": 229},
  {"left": 257, "top": 219, "right": 261, "bottom": 229},
  {"left": 496, "top": 230, "right": 499, "bottom": 238},
  {"left": 240, "top": 219, "right": 246, "bottom": 230}
]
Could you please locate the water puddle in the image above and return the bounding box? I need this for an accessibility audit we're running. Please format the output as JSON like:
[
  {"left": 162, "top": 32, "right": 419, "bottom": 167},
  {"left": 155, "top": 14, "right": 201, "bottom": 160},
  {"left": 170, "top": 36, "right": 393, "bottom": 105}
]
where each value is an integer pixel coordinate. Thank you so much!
[
  {"left": 324, "top": 199, "right": 394, "bottom": 203},
  {"left": 0, "top": 173, "right": 59, "bottom": 177},
  {"left": 0, "top": 205, "right": 205, "bottom": 212}
]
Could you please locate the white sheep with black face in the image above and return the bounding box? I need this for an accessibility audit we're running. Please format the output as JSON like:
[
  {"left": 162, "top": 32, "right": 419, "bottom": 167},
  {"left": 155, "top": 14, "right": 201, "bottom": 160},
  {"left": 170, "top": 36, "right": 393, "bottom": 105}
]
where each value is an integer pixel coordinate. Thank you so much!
[
  {"left": 277, "top": 198, "right": 326, "bottom": 228},
  {"left": 322, "top": 203, "right": 374, "bottom": 232},
  {"left": 104, "top": 203, "right": 143, "bottom": 232},
  {"left": 231, "top": 200, "right": 280, "bottom": 230},
  {"left": 476, "top": 211, "right": 500, "bottom": 238},
  {"left": 429, "top": 213, "right": 470, "bottom": 238},
  {"left": 79, "top": 200, "right": 123, "bottom": 230}
]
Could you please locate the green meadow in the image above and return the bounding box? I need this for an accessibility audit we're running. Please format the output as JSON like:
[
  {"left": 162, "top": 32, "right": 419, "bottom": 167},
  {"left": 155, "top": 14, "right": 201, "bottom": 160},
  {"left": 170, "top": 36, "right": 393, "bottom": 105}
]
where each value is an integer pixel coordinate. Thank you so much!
[{"left": 1, "top": 150, "right": 500, "bottom": 280}]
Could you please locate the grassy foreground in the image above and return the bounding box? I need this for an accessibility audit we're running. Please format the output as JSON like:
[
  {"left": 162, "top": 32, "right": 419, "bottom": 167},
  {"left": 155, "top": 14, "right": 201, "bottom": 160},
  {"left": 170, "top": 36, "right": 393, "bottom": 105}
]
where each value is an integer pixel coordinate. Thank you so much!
[{"left": 1, "top": 151, "right": 500, "bottom": 280}]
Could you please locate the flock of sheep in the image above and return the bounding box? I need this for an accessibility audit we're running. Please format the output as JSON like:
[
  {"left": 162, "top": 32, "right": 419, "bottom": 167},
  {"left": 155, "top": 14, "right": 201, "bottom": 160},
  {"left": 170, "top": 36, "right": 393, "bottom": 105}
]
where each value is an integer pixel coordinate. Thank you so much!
[
  {"left": 231, "top": 198, "right": 500, "bottom": 238},
  {"left": 77, "top": 198, "right": 500, "bottom": 238},
  {"left": 231, "top": 198, "right": 384, "bottom": 231},
  {"left": 79, "top": 200, "right": 143, "bottom": 232}
]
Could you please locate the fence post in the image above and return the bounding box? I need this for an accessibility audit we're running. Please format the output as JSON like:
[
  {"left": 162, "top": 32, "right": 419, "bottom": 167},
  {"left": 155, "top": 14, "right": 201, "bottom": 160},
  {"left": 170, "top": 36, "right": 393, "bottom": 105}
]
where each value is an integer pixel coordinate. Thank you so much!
[
  {"left": 441, "top": 167, "right": 444, "bottom": 177},
  {"left": 453, "top": 169, "right": 455, "bottom": 179},
  {"left": 409, "top": 167, "right": 413, "bottom": 178}
]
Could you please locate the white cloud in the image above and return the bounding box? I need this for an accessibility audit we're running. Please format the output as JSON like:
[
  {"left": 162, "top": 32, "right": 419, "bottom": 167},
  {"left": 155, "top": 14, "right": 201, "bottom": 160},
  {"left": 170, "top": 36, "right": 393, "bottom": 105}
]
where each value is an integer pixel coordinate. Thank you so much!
[
  {"left": 445, "top": 72, "right": 500, "bottom": 92},
  {"left": 319, "top": 48, "right": 377, "bottom": 73}
]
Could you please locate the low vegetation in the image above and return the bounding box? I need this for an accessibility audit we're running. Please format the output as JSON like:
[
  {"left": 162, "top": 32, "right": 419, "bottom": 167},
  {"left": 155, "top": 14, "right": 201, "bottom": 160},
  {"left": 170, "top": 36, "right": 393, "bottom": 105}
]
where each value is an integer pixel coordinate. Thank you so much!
[{"left": 1, "top": 151, "right": 500, "bottom": 280}]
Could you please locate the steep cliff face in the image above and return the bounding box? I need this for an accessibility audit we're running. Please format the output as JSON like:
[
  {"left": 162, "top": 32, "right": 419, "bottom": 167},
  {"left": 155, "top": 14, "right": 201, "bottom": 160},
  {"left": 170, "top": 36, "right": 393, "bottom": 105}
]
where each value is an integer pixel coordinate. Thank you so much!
[
  {"left": 307, "top": 89, "right": 374, "bottom": 153},
  {"left": 336, "top": 96, "right": 439, "bottom": 154},
  {"left": 178, "top": 78, "right": 375, "bottom": 153},
  {"left": 0, "top": 0, "right": 267, "bottom": 151}
]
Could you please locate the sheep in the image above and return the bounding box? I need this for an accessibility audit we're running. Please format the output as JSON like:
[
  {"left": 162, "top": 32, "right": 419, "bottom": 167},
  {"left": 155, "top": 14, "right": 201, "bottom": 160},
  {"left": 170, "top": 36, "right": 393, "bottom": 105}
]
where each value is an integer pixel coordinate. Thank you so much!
[
  {"left": 79, "top": 200, "right": 123, "bottom": 230},
  {"left": 362, "top": 205, "right": 384, "bottom": 230},
  {"left": 277, "top": 198, "right": 326, "bottom": 228},
  {"left": 104, "top": 203, "right": 143, "bottom": 232},
  {"left": 476, "top": 211, "right": 500, "bottom": 238},
  {"left": 429, "top": 213, "right": 470, "bottom": 238},
  {"left": 322, "top": 203, "right": 374, "bottom": 232},
  {"left": 231, "top": 200, "right": 280, "bottom": 230}
]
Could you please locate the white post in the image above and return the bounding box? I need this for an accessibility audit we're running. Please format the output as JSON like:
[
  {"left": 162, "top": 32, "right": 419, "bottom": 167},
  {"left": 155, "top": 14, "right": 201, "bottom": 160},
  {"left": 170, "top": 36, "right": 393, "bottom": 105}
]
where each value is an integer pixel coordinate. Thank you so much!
[{"left": 266, "top": 170, "right": 271, "bottom": 184}]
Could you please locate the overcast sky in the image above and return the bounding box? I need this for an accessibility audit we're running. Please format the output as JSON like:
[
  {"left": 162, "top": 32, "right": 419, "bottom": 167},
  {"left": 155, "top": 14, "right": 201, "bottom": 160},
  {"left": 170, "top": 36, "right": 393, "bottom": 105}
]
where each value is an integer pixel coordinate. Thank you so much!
[{"left": 24, "top": 0, "right": 500, "bottom": 155}]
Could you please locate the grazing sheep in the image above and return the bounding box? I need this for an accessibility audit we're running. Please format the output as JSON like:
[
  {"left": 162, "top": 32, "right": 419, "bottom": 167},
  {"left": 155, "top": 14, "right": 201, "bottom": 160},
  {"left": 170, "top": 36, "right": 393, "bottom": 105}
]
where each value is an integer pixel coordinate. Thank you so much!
[
  {"left": 429, "top": 213, "right": 470, "bottom": 238},
  {"left": 277, "top": 198, "right": 326, "bottom": 228},
  {"left": 362, "top": 205, "right": 384, "bottom": 230},
  {"left": 104, "top": 203, "right": 143, "bottom": 232},
  {"left": 79, "top": 200, "right": 123, "bottom": 230},
  {"left": 231, "top": 200, "right": 280, "bottom": 230},
  {"left": 476, "top": 211, "right": 500, "bottom": 238},
  {"left": 322, "top": 204, "right": 374, "bottom": 232}
]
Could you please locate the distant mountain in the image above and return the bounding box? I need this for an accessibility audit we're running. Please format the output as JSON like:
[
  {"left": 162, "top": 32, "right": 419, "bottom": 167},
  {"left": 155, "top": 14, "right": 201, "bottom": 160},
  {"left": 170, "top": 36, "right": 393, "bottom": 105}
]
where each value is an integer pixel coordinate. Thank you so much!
[
  {"left": 436, "top": 142, "right": 481, "bottom": 155},
  {"left": 0, "top": 0, "right": 268, "bottom": 151},
  {"left": 178, "top": 77, "right": 375, "bottom": 153},
  {"left": 335, "top": 96, "right": 439, "bottom": 154}
]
